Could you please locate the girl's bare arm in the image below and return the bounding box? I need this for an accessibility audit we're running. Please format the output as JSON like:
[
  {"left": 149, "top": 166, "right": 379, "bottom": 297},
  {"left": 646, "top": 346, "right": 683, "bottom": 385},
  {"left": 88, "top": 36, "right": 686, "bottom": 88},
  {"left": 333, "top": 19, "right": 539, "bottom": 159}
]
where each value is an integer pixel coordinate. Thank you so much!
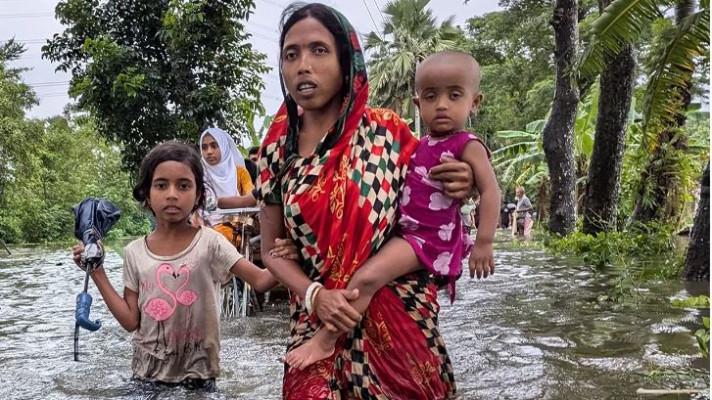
[
  {"left": 90, "top": 268, "right": 141, "bottom": 332},
  {"left": 346, "top": 238, "right": 421, "bottom": 299},
  {"left": 461, "top": 141, "right": 500, "bottom": 278},
  {"left": 230, "top": 257, "right": 278, "bottom": 292},
  {"left": 73, "top": 243, "right": 140, "bottom": 332}
]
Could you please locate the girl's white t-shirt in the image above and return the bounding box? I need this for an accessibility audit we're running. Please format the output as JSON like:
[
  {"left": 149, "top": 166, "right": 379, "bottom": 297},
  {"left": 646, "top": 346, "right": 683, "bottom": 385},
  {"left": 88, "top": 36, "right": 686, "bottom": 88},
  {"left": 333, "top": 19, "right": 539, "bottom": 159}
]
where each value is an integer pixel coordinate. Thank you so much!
[{"left": 122, "top": 226, "right": 242, "bottom": 382}]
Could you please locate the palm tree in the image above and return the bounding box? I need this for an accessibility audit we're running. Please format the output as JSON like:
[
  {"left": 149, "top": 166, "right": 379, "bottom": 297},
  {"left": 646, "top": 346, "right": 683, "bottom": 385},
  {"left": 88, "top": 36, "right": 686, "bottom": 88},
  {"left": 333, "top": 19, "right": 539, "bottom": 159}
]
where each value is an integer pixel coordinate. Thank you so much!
[
  {"left": 541, "top": 0, "right": 580, "bottom": 236},
  {"left": 580, "top": 0, "right": 636, "bottom": 235},
  {"left": 579, "top": 0, "right": 709, "bottom": 225},
  {"left": 580, "top": 0, "right": 708, "bottom": 129},
  {"left": 365, "top": 0, "right": 460, "bottom": 136}
]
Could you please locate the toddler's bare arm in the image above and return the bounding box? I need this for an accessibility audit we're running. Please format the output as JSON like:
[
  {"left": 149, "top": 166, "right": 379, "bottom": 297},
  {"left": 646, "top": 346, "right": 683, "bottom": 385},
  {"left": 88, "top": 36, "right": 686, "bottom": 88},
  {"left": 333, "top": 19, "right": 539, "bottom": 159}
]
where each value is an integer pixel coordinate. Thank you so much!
[{"left": 461, "top": 140, "right": 500, "bottom": 278}]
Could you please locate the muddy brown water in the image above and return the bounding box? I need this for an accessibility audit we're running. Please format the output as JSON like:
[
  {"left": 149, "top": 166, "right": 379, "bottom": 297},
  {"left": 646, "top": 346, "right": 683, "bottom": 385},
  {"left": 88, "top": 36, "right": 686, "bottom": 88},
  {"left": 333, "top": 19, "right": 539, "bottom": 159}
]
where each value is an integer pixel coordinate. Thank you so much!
[{"left": 0, "top": 235, "right": 708, "bottom": 399}]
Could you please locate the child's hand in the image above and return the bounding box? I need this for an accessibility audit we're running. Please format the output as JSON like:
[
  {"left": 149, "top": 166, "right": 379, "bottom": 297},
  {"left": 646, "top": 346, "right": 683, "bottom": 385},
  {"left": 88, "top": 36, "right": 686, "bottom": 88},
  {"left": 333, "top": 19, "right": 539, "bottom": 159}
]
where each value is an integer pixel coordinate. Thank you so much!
[
  {"left": 469, "top": 241, "right": 494, "bottom": 279},
  {"left": 269, "top": 238, "right": 299, "bottom": 260},
  {"left": 72, "top": 241, "right": 105, "bottom": 272},
  {"left": 72, "top": 242, "right": 86, "bottom": 270}
]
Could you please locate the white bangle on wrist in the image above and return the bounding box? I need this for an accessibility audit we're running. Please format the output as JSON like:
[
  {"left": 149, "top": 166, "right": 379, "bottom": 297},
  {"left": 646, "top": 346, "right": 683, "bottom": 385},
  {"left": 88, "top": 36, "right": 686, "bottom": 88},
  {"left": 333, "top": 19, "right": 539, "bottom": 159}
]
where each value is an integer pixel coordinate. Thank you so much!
[{"left": 304, "top": 281, "right": 323, "bottom": 315}]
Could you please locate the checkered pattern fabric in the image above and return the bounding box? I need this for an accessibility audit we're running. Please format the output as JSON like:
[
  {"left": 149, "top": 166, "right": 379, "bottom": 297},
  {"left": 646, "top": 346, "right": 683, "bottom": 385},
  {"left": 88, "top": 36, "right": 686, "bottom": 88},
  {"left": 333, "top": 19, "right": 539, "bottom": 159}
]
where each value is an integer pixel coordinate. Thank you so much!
[
  {"left": 260, "top": 106, "right": 456, "bottom": 398},
  {"left": 256, "top": 7, "right": 453, "bottom": 391},
  {"left": 393, "top": 274, "right": 456, "bottom": 391},
  {"left": 349, "top": 117, "right": 406, "bottom": 253},
  {"left": 332, "top": 319, "right": 388, "bottom": 400}
]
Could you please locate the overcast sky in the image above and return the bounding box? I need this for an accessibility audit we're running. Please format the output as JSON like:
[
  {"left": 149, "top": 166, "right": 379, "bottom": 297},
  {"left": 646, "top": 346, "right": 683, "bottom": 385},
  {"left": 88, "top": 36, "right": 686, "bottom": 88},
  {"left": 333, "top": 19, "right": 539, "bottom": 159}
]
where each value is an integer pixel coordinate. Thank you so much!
[{"left": 1, "top": 0, "right": 500, "bottom": 136}]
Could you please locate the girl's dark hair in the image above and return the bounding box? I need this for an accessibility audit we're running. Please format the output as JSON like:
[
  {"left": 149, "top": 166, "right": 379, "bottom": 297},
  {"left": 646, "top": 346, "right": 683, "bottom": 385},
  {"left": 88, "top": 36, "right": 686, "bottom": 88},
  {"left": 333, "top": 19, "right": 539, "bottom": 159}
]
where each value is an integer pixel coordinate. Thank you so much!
[
  {"left": 248, "top": 146, "right": 260, "bottom": 158},
  {"left": 244, "top": 158, "right": 258, "bottom": 184},
  {"left": 132, "top": 140, "right": 206, "bottom": 214},
  {"left": 279, "top": 3, "right": 350, "bottom": 93}
]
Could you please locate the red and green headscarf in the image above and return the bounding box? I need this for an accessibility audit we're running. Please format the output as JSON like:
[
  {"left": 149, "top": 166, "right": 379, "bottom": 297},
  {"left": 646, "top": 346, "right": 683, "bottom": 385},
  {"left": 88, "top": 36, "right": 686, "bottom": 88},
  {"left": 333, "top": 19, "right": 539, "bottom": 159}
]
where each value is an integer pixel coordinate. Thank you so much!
[{"left": 277, "top": 5, "right": 368, "bottom": 162}]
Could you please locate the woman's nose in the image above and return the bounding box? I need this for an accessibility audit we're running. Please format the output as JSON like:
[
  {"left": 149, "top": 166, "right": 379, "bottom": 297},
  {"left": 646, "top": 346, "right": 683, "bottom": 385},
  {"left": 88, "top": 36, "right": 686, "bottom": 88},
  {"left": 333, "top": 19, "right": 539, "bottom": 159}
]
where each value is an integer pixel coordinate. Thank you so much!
[
  {"left": 297, "top": 53, "right": 313, "bottom": 74},
  {"left": 166, "top": 186, "right": 179, "bottom": 199}
]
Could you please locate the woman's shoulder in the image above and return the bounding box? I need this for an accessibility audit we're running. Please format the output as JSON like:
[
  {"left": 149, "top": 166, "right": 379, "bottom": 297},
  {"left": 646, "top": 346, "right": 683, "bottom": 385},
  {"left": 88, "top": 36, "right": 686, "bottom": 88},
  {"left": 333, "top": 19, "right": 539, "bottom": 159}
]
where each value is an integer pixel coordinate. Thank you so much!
[
  {"left": 365, "top": 107, "right": 417, "bottom": 143},
  {"left": 366, "top": 107, "right": 407, "bottom": 128},
  {"left": 261, "top": 106, "right": 289, "bottom": 146}
]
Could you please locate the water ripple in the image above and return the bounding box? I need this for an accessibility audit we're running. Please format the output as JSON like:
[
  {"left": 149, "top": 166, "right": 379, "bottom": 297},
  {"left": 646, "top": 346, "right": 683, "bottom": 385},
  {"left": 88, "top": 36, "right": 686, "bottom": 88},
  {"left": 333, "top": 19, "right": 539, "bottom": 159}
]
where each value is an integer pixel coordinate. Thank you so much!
[{"left": 0, "top": 238, "right": 708, "bottom": 399}]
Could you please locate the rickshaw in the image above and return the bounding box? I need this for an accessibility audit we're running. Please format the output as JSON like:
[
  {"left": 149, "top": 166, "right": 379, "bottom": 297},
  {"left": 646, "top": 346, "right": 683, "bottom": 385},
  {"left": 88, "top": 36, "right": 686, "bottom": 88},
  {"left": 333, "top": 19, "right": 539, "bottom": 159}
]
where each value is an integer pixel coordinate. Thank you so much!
[{"left": 211, "top": 207, "right": 262, "bottom": 318}]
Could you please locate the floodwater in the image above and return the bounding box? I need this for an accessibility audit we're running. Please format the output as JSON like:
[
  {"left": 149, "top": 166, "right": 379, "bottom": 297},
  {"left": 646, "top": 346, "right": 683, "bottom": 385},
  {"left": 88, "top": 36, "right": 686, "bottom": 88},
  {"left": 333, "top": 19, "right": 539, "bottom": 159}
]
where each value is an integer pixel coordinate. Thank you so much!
[{"left": 0, "top": 235, "right": 708, "bottom": 399}]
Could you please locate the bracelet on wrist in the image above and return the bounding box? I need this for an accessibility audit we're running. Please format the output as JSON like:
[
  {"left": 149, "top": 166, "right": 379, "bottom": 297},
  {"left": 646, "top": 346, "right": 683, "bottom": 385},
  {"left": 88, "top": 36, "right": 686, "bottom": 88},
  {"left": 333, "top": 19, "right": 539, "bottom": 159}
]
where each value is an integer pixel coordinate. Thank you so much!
[
  {"left": 304, "top": 281, "right": 323, "bottom": 315},
  {"left": 310, "top": 286, "right": 323, "bottom": 313}
]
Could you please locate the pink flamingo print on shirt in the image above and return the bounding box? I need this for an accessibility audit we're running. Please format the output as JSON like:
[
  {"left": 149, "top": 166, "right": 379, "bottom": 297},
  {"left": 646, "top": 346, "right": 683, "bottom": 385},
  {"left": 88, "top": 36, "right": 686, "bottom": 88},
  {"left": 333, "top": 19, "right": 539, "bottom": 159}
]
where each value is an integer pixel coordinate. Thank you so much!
[
  {"left": 143, "top": 263, "right": 177, "bottom": 321},
  {"left": 143, "top": 263, "right": 178, "bottom": 354},
  {"left": 175, "top": 265, "right": 199, "bottom": 306}
]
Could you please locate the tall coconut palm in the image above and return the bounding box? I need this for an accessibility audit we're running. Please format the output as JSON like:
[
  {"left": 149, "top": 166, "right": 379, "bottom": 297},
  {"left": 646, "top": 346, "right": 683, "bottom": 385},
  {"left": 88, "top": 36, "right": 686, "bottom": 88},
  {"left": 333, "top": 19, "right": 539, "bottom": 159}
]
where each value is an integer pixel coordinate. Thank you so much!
[
  {"left": 580, "top": 0, "right": 637, "bottom": 235},
  {"left": 580, "top": 0, "right": 708, "bottom": 130},
  {"left": 541, "top": 0, "right": 580, "bottom": 236},
  {"left": 579, "top": 0, "right": 709, "bottom": 225},
  {"left": 365, "top": 0, "right": 460, "bottom": 135}
]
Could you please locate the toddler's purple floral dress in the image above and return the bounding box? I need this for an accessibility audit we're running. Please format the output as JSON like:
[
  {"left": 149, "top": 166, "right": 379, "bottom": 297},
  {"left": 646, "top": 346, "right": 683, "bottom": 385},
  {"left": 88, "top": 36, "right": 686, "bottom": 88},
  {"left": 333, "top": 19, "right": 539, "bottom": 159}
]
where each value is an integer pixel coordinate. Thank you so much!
[{"left": 399, "top": 131, "right": 490, "bottom": 301}]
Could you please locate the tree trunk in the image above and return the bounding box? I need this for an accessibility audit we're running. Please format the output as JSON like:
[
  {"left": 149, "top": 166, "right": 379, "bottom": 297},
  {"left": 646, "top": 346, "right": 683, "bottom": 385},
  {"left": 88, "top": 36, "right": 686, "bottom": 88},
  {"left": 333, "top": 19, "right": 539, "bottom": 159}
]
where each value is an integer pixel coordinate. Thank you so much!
[
  {"left": 629, "top": 126, "right": 690, "bottom": 225},
  {"left": 582, "top": 0, "right": 636, "bottom": 235},
  {"left": 631, "top": 0, "right": 694, "bottom": 225},
  {"left": 683, "top": 162, "right": 709, "bottom": 281},
  {"left": 536, "top": 177, "right": 550, "bottom": 222},
  {"left": 542, "top": 0, "right": 579, "bottom": 236}
]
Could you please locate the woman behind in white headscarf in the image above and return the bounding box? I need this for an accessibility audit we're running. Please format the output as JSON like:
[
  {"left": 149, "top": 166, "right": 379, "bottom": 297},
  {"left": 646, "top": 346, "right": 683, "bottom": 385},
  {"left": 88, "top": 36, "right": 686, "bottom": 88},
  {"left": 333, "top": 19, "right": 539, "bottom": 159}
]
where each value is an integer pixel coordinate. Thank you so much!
[{"left": 197, "top": 127, "right": 257, "bottom": 244}]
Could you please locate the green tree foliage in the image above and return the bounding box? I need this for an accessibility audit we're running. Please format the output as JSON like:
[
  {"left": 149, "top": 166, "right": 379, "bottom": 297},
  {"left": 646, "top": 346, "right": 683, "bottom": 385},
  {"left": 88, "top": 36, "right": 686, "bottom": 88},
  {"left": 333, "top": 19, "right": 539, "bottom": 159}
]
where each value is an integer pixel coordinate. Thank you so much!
[
  {"left": 0, "top": 40, "right": 38, "bottom": 205},
  {"left": 579, "top": 0, "right": 709, "bottom": 225},
  {"left": 462, "top": 2, "right": 556, "bottom": 137},
  {"left": 365, "top": 0, "right": 460, "bottom": 128},
  {"left": 579, "top": 0, "right": 709, "bottom": 131},
  {"left": 546, "top": 222, "right": 678, "bottom": 270},
  {"left": 495, "top": 95, "right": 708, "bottom": 228},
  {"left": 0, "top": 116, "right": 151, "bottom": 243},
  {"left": 0, "top": 41, "right": 149, "bottom": 243},
  {"left": 42, "top": 0, "right": 269, "bottom": 172},
  {"left": 492, "top": 85, "right": 602, "bottom": 212},
  {"left": 619, "top": 106, "right": 709, "bottom": 225}
]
